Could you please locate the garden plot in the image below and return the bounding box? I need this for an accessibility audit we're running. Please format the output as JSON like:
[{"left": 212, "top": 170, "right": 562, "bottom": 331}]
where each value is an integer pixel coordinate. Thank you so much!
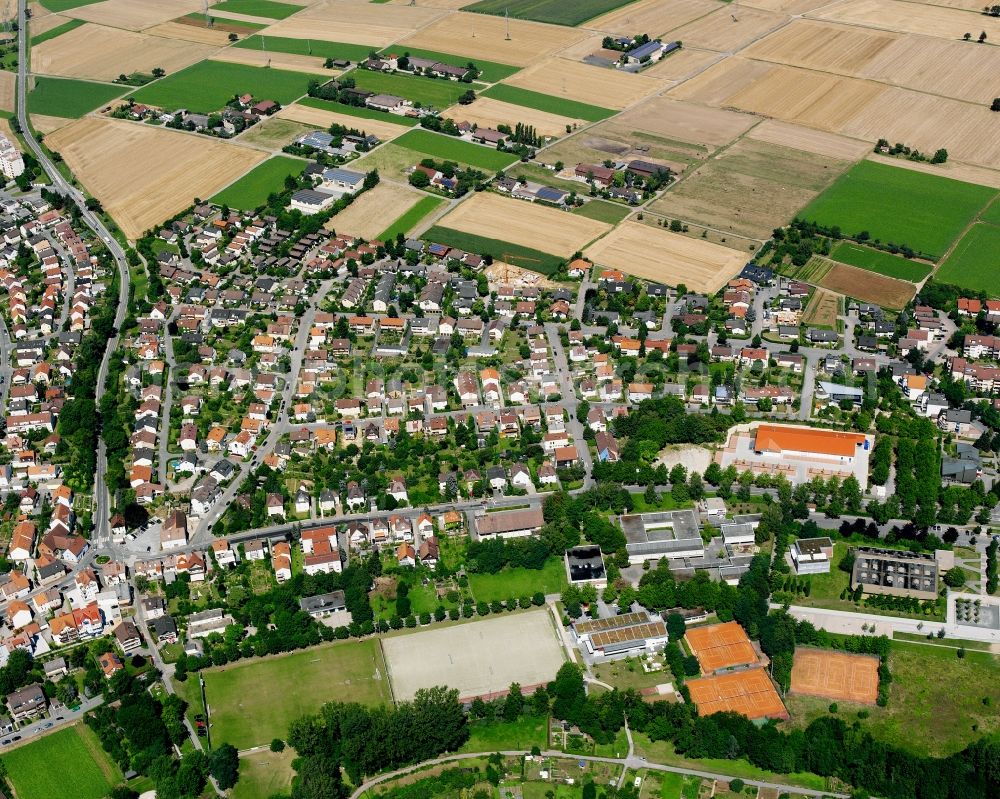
[
  {"left": 502, "top": 56, "right": 667, "bottom": 109},
  {"left": 44, "top": 117, "right": 265, "bottom": 239}
]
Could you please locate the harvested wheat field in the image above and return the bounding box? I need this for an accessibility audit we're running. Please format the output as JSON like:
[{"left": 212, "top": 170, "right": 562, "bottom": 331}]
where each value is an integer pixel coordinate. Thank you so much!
[
  {"left": 324, "top": 182, "right": 421, "bottom": 240},
  {"left": 389, "top": 0, "right": 469, "bottom": 7},
  {"left": 440, "top": 192, "right": 610, "bottom": 256},
  {"left": 400, "top": 12, "right": 587, "bottom": 66},
  {"left": 841, "top": 88, "right": 1000, "bottom": 170},
  {"left": 617, "top": 97, "right": 757, "bottom": 148},
  {"left": 743, "top": 19, "right": 898, "bottom": 74},
  {"left": 31, "top": 24, "right": 217, "bottom": 82},
  {"left": 791, "top": 648, "right": 879, "bottom": 704},
  {"left": 504, "top": 58, "right": 666, "bottom": 110},
  {"left": 669, "top": 56, "right": 775, "bottom": 106},
  {"left": 802, "top": 286, "right": 841, "bottom": 327},
  {"left": 741, "top": 0, "right": 828, "bottom": 11},
  {"left": 275, "top": 103, "right": 409, "bottom": 142},
  {"left": 649, "top": 138, "right": 850, "bottom": 240},
  {"left": 643, "top": 48, "right": 722, "bottom": 82},
  {"left": 666, "top": 6, "right": 786, "bottom": 52},
  {"left": 0, "top": 118, "right": 19, "bottom": 152},
  {"left": 810, "top": 0, "right": 1000, "bottom": 41},
  {"left": 816, "top": 261, "right": 916, "bottom": 308},
  {"left": 0, "top": 70, "right": 13, "bottom": 113},
  {"left": 211, "top": 49, "right": 331, "bottom": 76},
  {"left": 143, "top": 21, "right": 234, "bottom": 46},
  {"left": 45, "top": 117, "right": 265, "bottom": 240},
  {"left": 590, "top": 0, "right": 718, "bottom": 37},
  {"left": 584, "top": 222, "right": 747, "bottom": 293},
  {"left": 265, "top": 0, "right": 445, "bottom": 47},
  {"left": 745, "top": 119, "right": 871, "bottom": 160},
  {"left": 445, "top": 97, "right": 578, "bottom": 138},
  {"left": 30, "top": 114, "right": 71, "bottom": 134},
  {"left": 64, "top": 0, "right": 204, "bottom": 30},
  {"left": 26, "top": 11, "right": 71, "bottom": 37}
]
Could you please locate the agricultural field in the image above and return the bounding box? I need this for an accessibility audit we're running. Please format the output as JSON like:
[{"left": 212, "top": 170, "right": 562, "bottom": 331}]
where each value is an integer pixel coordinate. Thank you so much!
[
  {"left": 211, "top": 48, "right": 333, "bottom": 75},
  {"left": 798, "top": 160, "right": 998, "bottom": 259},
  {"left": 287, "top": 98, "right": 418, "bottom": 135},
  {"left": 584, "top": 221, "right": 747, "bottom": 294},
  {"left": 801, "top": 259, "right": 916, "bottom": 309},
  {"left": 482, "top": 84, "right": 613, "bottom": 123},
  {"left": 31, "top": 23, "right": 217, "bottom": 82},
  {"left": 351, "top": 70, "right": 476, "bottom": 109},
  {"left": 828, "top": 241, "right": 932, "bottom": 282},
  {"left": 36, "top": 0, "right": 101, "bottom": 11},
  {"left": 378, "top": 195, "right": 445, "bottom": 240},
  {"left": 63, "top": 0, "right": 206, "bottom": 31},
  {"left": 446, "top": 95, "right": 577, "bottom": 138},
  {"left": 936, "top": 223, "right": 1000, "bottom": 295},
  {"left": 27, "top": 76, "right": 125, "bottom": 117},
  {"left": 29, "top": 16, "right": 85, "bottom": 45},
  {"left": 649, "top": 138, "right": 852, "bottom": 241},
  {"left": 209, "top": 0, "right": 302, "bottom": 19},
  {"left": 392, "top": 128, "right": 519, "bottom": 170},
  {"left": 199, "top": 638, "right": 392, "bottom": 749},
  {"left": 236, "top": 35, "right": 375, "bottom": 63},
  {"left": 573, "top": 200, "right": 632, "bottom": 224},
  {"left": 263, "top": 1, "right": 445, "bottom": 48},
  {"left": 129, "top": 60, "right": 314, "bottom": 113},
  {"left": 589, "top": 0, "right": 716, "bottom": 36},
  {"left": 210, "top": 155, "right": 307, "bottom": 210},
  {"left": 325, "top": 181, "right": 424, "bottom": 239},
  {"left": 0, "top": 71, "right": 13, "bottom": 113},
  {"left": 614, "top": 96, "right": 756, "bottom": 149},
  {"left": 982, "top": 198, "right": 1000, "bottom": 226},
  {"left": 3, "top": 724, "right": 122, "bottom": 799},
  {"left": 744, "top": 119, "right": 872, "bottom": 161},
  {"left": 436, "top": 191, "right": 610, "bottom": 255},
  {"left": 238, "top": 116, "right": 318, "bottom": 149},
  {"left": 461, "top": 0, "right": 637, "bottom": 26},
  {"left": 44, "top": 117, "right": 266, "bottom": 239},
  {"left": 143, "top": 20, "right": 237, "bottom": 46},
  {"left": 810, "top": 0, "right": 1000, "bottom": 43},
  {"left": 501, "top": 58, "right": 665, "bottom": 110},
  {"left": 424, "top": 225, "right": 564, "bottom": 274},
  {"left": 667, "top": 6, "right": 786, "bottom": 53},
  {"left": 801, "top": 286, "right": 841, "bottom": 328}
]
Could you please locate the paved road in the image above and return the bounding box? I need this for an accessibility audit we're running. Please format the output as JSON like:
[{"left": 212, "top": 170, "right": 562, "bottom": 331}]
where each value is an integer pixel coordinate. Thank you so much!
[{"left": 0, "top": 695, "right": 103, "bottom": 751}]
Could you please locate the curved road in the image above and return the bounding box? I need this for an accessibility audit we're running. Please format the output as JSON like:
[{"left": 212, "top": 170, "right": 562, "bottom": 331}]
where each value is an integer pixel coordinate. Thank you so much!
[{"left": 17, "top": 0, "right": 131, "bottom": 543}]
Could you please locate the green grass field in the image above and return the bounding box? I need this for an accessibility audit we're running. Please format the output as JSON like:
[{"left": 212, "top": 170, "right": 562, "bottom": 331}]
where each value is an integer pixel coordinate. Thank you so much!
[
  {"left": 460, "top": 715, "right": 548, "bottom": 753},
  {"left": 130, "top": 61, "right": 313, "bottom": 113},
  {"left": 298, "top": 97, "right": 419, "bottom": 127},
  {"left": 462, "top": 0, "right": 637, "bottom": 26},
  {"left": 201, "top": 638, "right": 392, "bottom": 749},
  {"left": 236, "top": 36, "right": 375, "bottom": 63},
  {"left": 38, "top": 0, "right": 100, "bottom": 11},
  {"left": 981, "top": 197, "right": 1000, "bottom": 226},
  {"left": 30, "top": 17, "right": 85, "bottom": 45},
  {"left": 573, "top": 200, "right": 632, "bottom": 224},
  {"left": 3, "top": 724, "right": 122, "bottom": 799},
  {"left": 468, "top": 557, "right": 568, "bottom": 602},
  {"left": 829, "top": 241, "right": 932, "bottom": 282},
  {"left": 231, "top": 747, "right": 297, "bottom": 799},
  {"left": 352, "top": 70, "right": 478, "bottom": 109},
  {"left": 210, "top": 155, "right": 307, "bottom": 210},
  {"left": 381, "top": 46, "right": 520, "bottom": 83},
  {"left": 798, "top": 160, "right": 997, "bottom": 260},
  {"left": 393, "top": 128, "right": 518, "bottom": 170},
  {"left": 482, "top": 84, "right": 614, "bottom": 122},
  {"left": 379, "top": 195, "right": 445, "bottom": 239},
  {"left": 28, "top": 77, "right": 125, "bottom": 118},
  {"left": 936, "top": 222, "right": 1000, "bottom": 295},
  {"left": 210, "top": 0, "right": 302, "bottom": 19},
  {"left": 423, "top": 225, "right": 564, "bottom": 274}
]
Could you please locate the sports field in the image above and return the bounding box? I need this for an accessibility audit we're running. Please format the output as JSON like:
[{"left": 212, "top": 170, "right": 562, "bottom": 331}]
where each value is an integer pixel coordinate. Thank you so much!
[
  {"left": 483, "top": 84, "right": 614, "bottom": 122},
  {"left": 685, "top": 621, "right": 759, "bottom": 673},
  {"left": 686, "top": 668, "right": 788, "bottom": 720},
  {"left": 130, "top": 60, "right": 313, "bottom": 113},
  {"left": 393, "top": 128, "right": 518, "bottom": 170},
  {"left": 235, "top": 35, "right": 375, "bottom": 63},
  {"left": 3, "top": 724, "right": 122, "bottom": 799},
  {"left": 28, "top": 76, "right": 124, "bottom": 118},
  {"left": 202, "top": 638, "right": 391, "bottom": 749},
  {"left": 461, "top": 0, "right": 636, "bottom": 27},
  {"left": 378, "top": 195, "right": 445, "bottom": 240},
  {"left": 424, "top": 226, "right": 564, "bottom": 274},
  {"left": 210, "top": 155, "right": 307, "bottom": 210},
  {"left": 936, "top": 223, "right": 1000, "bottom": 295},
  {"left": 798, "top": 160, "right": 997, "bottom": 260},
  {"left": 382, "top": 609, "right": 566, "bottom": 701},
  {"left": 790, "top": 647, "right": 879, "bottom": 704},
  {"left": 352, "top": 70, "right": 477, "bottom": 109},
  {"left": 384, "top": 46, "right": 519, "bottom": 83},
  {"left": 829, "top": 242, "right": 932, "bottom": 282},
  {"left": 210, "top": 0, "right": 302, "bottom": 19}
]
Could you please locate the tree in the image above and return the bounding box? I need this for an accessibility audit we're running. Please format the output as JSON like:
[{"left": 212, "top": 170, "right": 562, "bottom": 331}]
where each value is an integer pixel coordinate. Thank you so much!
[
  {"left": 992, "top": 98, "right": 1000, "bottom": 112},
  {"left": 665, "top": 611, "right": 686, "bottom": 642},
  {"left": 271, "top": 738, "right": 285, "bottom": 752},
  {"left": 151, "top": 67, "right": 166, "bottom": 78},
  {"left": 208, "top": 743, "right": 240, "bottom": 790},
  {"left": 980, "top": 31, "right": 988, "bottom": 42},
  {"left": 228, "top": 32, "right": 238, "bottom": 42}
]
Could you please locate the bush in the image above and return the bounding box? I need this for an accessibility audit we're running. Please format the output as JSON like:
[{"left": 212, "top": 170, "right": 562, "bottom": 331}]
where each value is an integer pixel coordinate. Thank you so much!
[
  {"left": 270, "top": 738, "right": 285, "bottom": 752},
  {"left": 729, "top": 778, "right": 745, "bottom": 792}
]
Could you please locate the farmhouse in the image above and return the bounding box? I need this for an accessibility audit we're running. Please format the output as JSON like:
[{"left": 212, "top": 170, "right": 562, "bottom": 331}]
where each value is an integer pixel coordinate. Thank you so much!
[{"left": 367, "top": 93, "right": 410, "bottom": 113}]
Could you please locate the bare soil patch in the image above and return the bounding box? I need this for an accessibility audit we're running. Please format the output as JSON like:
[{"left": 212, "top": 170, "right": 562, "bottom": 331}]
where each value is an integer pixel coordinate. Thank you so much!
[
  {"left": 45, "top": 117, "right": 265, "bottom": 240},
  {"left": 324, "top": 181, "right": 421, "bottom": 240},
  {"left": 817, "top": 261, "right": 915, "bottom": 309},
  {"left": 503, "top": 57, "right": 667, "bottom": 110},
  {"left": 802, "top": 286, "right": 840, "bottom": 327},
  {"left": 584, "top": 221, "right": 746, "bottom": 293}
]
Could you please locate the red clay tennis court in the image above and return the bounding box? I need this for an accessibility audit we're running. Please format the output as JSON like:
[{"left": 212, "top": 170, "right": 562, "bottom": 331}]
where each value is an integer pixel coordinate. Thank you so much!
[
  {"left": 684, "top": 621, "right": 759, "bottom": 673},
  {"left": 790, "top": 648, "right": 879, "bottom": 704},
  {"left": 686, "top": 668, "right": 788, "bottom": 720}
]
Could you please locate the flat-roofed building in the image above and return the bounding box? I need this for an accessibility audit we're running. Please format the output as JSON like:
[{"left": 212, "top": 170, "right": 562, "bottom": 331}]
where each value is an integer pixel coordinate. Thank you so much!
[
  {"left": 791, "top": 537, "right": 833, "bottom": 575},
  {"left": 574, "top": 611, "right": 668, "bottom": 657},
  {"left": 850, "top": 547, "right": 940, "bottom": 600},
  {"left": 620, "top": 510, "right": 703, "bottom": 564},
  {"left": 299, "top": 590, "right": 347, "bottom": 618},
  {"left": 565, "top": 545, "right": 606, "bottom": 586}
]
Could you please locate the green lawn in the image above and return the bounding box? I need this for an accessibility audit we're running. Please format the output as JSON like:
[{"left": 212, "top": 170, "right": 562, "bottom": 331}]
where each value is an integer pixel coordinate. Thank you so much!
[
  {"left": 829, "top": 241, "right": 932, "bottom": 282},
  {"left": 298, "top": 96, "right": 419, "bottom": 126},
  {"left": 3, "top": 724, "right": 122, "bottom": 799},
  {"left": 460, "top": 715, "right": 548, "bottom": 753},
  {"left": 656, "top": 771, "right": 685, "bottom": 799},
  {"left": 785, "top": 641, "right": 1000, "bottom": 757},
  {"left": 231, "top": 747, "right": 297, "bottom": 799},
  {"left": 461, "top": 0, "right": 637, "bottom": 27},
  {"left": 379, "top": 195, "right": 445, "bottom": 239},
  {"left": 130, "top": 61, "right": 313, "bottom": 113},
  {"left": 210, "top": 155, "right": 307, "bottom": 210},
  {"left": 393, "top": 128, "right": 518, "bottom": 170},
  {"left": 209, "top": 0, "right": 302, "bottom": 19},
  {"left": 381, "top": 46, "right": 520, "bottom": 83},
  {"left": 423, "top": 225, "right": 565, "bottom": 274},
  {"left": 28, "top": 77, "right": 125, "bottom": 118},
  {"left": 573, "top": 200, "right": 632, "bottom": 224},
  {"left": 468, "top": 556, "right": 568, "bottom": 602},
  {"left": 352, "top": 70, "right": 479, "bottom": 109},
  {"left": 236, "top": 35, "right": 376, "bottom": 63},
  {"left": 981, "top": 196, "right": 1000, "bottom": 225},
  {"left": 200, "top": 638, "right": 392, "bottom": 749},
  {"left": 935, "top": 222, "right": 1000, "bottom": 295},
  {"left": 37, "top": 0, "right": 100, "bottom": 11},
  {"left": 30, "top": 17, "right": 86, "bottom": 45},
  {"left": 797, "top": 160, "right": 997, "bottom": 260},
  {"left": 483, "top": 84, "right": 615, "bottom": 122}
]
